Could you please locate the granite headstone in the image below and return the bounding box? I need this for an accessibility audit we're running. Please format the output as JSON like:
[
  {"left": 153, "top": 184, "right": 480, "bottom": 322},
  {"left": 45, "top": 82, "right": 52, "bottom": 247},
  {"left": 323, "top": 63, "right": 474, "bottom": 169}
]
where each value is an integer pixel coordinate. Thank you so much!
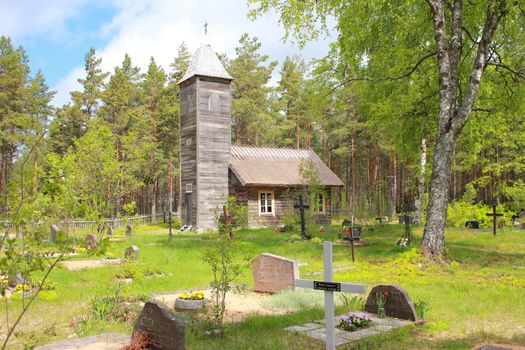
[
  {"left": 125, "top": 225, "right": 132, "bottom": 237},
  {"left": 85, "top": 234, "right": 97, "bottom": 250},
  {"left": 252, "top": 253, "right": 299, "bottom": 293},
  {"left": 50, "top": 224, "right": 59, "bottom": 242},
  {"left": 124, "top": 245, "right": 139, "bottom": 260},
  {"left": 365, "top": 284, "right": 417, "bottom": 321},
  {"left": 8, "top": 272, "right": 26, "bottom": 288},
  {"left": 133, "top": 301, "right": 185, "bottom": 350}
]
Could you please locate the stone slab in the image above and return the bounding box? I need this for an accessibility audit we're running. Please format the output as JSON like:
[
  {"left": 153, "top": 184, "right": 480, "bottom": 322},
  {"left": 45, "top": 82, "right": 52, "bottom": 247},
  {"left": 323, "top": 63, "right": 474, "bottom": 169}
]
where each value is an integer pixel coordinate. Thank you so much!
[
  {"left": 62, "top": 259, "right": 121, "bottom": 271},
  {"left": 35, "top": 333, "right": 130, "bottom": 350},
  {"left": 252, "top": 253, "right": 299, "bottom": 293},
  {"left": 473, "top": 345, "right": 525, "bottom": 350},
  {"left": 286, "top": 312, "right": 411, "bottom": 347}
]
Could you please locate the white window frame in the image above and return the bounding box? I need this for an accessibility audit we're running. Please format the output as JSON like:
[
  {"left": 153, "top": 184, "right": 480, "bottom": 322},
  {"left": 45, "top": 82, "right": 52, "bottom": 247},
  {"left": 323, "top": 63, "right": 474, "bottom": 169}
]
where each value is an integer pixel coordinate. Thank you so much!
[{"left": 258, "top": 190, "right": 275, "bottom": 216}]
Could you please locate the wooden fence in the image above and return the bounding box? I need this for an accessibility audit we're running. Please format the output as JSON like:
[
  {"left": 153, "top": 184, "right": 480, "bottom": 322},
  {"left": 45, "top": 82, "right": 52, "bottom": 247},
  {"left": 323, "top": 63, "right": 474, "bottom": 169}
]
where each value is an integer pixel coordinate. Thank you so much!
[{"left": 0, "top": 213, "right": 171, "bottom": 233}]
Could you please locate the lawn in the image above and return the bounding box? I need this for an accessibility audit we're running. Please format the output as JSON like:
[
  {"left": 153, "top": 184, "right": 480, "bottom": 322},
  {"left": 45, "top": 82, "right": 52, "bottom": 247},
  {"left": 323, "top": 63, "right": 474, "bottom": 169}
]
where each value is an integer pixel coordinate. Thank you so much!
[{"left": 1, "top": 223, "right": 525, "bottom": 349}]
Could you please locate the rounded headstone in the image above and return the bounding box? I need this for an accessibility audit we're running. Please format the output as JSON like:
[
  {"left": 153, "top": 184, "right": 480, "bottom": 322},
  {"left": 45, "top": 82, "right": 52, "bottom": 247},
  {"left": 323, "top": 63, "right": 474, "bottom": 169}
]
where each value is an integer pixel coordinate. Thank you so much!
[{"left": 364, "top": 284, "right": 417, "bottom": 321}]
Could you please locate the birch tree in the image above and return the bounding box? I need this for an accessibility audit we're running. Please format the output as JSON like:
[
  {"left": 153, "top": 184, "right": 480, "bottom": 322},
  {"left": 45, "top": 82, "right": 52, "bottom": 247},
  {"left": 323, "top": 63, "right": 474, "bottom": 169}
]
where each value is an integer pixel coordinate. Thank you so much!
[{"left": 248, "top": 0, "right": 524, "bottom": 257}]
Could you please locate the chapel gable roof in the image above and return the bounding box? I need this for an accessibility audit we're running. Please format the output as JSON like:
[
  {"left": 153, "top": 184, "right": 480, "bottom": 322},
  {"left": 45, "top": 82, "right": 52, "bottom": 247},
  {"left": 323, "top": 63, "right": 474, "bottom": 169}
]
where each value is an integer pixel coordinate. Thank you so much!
[
  {"left": 178, "top": 44, "right": 233, "bottom": 84},
  {"left": 229, "top": 145, "right": 344, "bottom": 187}
]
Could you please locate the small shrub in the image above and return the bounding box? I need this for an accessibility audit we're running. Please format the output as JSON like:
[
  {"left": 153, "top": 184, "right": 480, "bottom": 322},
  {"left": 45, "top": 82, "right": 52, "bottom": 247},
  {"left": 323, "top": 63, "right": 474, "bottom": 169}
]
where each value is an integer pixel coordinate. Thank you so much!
[
  {"left": 39, "top": 290, "right": 57, "bottom": 301},
  {"left": 414, "top": 299, "right": 431, "bottom": 320},
  {"left": 123, "top": 331, "right": 151, "bottom": 350},
  {"left": 281, "top": 209, "right": 298, "bottom": 231},
  {"left": 339, "top": 293, "right": 364, "bottom": 310},
  {"left": 311, "top": 237, "right": 322, "bottom": 244}
]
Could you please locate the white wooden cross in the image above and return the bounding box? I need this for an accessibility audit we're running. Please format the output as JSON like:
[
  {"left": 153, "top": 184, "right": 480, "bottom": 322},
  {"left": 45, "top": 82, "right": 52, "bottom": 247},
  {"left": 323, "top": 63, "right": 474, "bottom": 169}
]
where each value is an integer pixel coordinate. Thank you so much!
[{"left": 295, "top": 241, "right": 366, "bottom": 350}]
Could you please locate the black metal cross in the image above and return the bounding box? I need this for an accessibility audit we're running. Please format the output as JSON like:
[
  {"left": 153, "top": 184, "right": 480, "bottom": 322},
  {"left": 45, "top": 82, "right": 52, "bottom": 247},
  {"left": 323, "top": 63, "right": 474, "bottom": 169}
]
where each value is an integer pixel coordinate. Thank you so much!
[
  {"left": 294, "top": 196, "right": 310, "bottom": 240},
  {"left": 204, "top": 20, "right": 208, "bottom": 36},
  {"left": 486, "top": 203, "right": 503, "bottom": 236}
]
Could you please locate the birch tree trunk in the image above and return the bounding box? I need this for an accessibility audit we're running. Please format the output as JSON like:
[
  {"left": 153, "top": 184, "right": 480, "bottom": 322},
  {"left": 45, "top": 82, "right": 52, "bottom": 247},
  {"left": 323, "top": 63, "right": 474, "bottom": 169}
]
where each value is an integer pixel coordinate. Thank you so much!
[
  {"left": 422, "top": 0, "right": 508, "bottom": 256},
  {"left": 414, "top": 138, "right": 427, "bottom": 225}
]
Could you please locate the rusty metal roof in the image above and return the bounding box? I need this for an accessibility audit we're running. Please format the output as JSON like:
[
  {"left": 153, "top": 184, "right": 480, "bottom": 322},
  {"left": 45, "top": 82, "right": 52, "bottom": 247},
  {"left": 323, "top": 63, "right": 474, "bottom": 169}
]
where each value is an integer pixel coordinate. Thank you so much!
[
  {"left": 178, "top": 44, "right": 233, "bottom": 83},
  {"left": 230, "top": 145, "right": 344, "bottom": 187}
]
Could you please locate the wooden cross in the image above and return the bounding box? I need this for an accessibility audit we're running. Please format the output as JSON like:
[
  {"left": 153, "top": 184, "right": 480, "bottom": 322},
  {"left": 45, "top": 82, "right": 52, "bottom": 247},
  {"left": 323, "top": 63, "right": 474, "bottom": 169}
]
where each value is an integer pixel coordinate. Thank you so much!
[
  {"left": 295, "top": 241, "right": 366, "bottom": 350},
  {"left": 294, "top": 196, "right": 310, "bottom": 240},
  {"left": 204, "top": 20, "right": 208, "bottom": 36},
  {"left": 486, "top": 203, "right": 503, "bottom": 236},
  {"left": 168, "top": 210, "right": 173, "bottom": 239}
]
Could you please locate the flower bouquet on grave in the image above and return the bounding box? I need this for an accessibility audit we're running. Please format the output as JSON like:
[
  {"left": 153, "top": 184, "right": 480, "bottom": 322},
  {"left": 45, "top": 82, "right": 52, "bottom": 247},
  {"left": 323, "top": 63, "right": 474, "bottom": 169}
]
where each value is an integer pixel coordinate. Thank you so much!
[
  {"left": 376, "top": 291, "right": 389, "bottom": 318},
  {"left": 11, "top": 284, "right": 32, "bottom": 300},
  {"left": 339, "top": 312, "right": 372, "bottom": 332},
  {"left": 175, "top": 290, "right": 207, "bottom": 310}
]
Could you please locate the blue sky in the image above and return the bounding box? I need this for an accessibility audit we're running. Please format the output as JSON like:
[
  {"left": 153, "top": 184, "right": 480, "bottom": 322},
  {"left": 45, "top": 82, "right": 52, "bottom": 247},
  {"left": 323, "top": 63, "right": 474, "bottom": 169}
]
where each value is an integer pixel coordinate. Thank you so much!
[{"left": 1, "top": 0, "right": 334, "bottom": 106}]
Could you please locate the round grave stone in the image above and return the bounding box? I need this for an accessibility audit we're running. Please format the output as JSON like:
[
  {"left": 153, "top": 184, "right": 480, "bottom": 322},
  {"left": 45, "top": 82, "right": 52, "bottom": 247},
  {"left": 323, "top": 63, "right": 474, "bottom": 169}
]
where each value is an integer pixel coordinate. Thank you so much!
[{"left": 364, "top": 284, "right": 417, "bottom": 321}]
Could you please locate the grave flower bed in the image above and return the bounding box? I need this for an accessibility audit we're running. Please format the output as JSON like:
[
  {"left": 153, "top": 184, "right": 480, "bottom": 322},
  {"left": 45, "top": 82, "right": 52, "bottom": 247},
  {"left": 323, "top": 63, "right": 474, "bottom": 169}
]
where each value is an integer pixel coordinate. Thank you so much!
[
  {"left": 174, "top": 290, "right": 207, "bottom": 310},
  {"left": 338, "top": 312, "right": 372, "bottom": 332}
]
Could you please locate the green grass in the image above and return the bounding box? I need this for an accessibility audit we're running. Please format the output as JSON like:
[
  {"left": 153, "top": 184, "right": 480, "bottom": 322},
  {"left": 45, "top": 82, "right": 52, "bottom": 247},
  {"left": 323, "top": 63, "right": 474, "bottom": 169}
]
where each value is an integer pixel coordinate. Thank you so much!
[{"left": 1, "top": 223, "right": 525, "bottom": 349}]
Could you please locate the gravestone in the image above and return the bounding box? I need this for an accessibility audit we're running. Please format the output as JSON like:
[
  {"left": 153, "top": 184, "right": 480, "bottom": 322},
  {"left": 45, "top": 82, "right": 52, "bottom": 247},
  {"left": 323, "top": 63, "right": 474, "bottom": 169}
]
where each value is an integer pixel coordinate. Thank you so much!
[
  {"left": 8, "top": 271, "right": 25, "bottom": 288},
  {"left": 252, "top": 253, "right": 299, "bottom": 293},
  {"left": 399, "top": 215, "right": 415, "bottom": 225},
  {"left": 465, "top": 220, "right": 480, "bottom": 229},
  {"left": 365, "top": 284, "right": 417, "bottom": 321},
  {"left": 125, "top": 225, "right": 132, "bottom": 237},
  {"left": 133, "top": 301, "right": 185, "bottom": 350},
  {"left": 85, "top": 234, "right": 98, "bottom": 250},
  {"left": 50, "top": 224, "right": 59, "bottom": 242},
  {"left": 124, "top": 246, "right": 139, "bottom": 260},
  {"left": 98, "top": 222, "right": 113, "bottom": 236}
]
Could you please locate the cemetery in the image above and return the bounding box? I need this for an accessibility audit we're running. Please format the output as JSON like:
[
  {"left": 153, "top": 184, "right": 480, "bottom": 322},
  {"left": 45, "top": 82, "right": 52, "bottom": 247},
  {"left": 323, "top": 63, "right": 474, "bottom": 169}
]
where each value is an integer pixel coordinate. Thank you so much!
[
  {"left": 0, "top": 220, "right": 524, "bottom": 349},
  {"left": 1, "top": 1, "right": 525, "bottom": 350}
]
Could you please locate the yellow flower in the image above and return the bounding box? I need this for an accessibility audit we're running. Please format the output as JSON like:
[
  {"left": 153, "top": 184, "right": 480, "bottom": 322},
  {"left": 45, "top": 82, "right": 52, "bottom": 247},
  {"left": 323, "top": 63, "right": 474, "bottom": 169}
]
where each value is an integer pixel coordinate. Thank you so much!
[{"left": 179, "top": 292, "right": 187, "bottom": 299}]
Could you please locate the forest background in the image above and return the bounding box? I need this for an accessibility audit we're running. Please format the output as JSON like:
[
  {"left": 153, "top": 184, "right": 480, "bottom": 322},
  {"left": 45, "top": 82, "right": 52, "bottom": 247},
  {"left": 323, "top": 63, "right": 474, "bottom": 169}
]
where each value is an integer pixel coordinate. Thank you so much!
[{"left": 1, "top": 1, "right": 524, "bottom": 234}]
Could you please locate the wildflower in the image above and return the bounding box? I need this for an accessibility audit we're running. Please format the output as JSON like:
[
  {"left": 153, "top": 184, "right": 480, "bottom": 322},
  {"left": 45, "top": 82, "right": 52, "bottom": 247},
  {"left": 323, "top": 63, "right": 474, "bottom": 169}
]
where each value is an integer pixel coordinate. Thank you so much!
[{"left": 71, "top": 316, "right": 77, "bottom": 327}]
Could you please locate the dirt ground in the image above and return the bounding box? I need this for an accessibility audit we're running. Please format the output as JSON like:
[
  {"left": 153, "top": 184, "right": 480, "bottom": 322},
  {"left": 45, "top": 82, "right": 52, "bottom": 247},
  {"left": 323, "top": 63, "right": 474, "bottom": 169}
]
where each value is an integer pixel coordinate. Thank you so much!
[{"left": 153, "top": 289, "right": 294, "bottom": 323}]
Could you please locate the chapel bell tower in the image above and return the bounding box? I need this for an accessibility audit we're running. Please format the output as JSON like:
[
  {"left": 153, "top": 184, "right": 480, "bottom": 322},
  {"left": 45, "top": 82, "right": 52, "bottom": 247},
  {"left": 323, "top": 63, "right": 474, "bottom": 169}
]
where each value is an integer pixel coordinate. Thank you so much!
[{"left": 178, "top": 44, "right": 232, "bottom": 230}]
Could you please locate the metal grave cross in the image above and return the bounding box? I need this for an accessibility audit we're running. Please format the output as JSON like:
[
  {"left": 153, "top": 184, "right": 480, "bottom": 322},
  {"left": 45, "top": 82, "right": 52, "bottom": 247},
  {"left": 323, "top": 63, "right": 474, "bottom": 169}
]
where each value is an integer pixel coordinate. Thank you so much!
[
  {"left": 295, "top": 241, "right": 366, "bottom": 350},
  {"left": 294, "top": 195, "right": 310, "bottom": 239},
  {"left": 486, "top": 203, "right": 503, "bottom": 236}
]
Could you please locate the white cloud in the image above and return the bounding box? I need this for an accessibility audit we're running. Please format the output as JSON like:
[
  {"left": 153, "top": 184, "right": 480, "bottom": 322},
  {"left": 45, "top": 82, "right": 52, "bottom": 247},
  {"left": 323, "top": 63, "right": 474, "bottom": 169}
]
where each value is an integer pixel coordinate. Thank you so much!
[
  {"left": 0, "top": 0, "right": 87, "bottom": 41},
  {"left": 51, "top": 0, "right": 335, "bottom": 106},
  {"left": 52, "top": 67, "right": 83, "bottom": 106}
]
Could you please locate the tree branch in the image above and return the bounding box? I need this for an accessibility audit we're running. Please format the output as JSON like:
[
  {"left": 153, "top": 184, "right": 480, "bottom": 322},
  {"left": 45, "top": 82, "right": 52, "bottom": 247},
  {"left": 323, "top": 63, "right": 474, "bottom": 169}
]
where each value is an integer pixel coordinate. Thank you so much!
[
  {"left": 327, "top": 52, "right": 437, "bottom": 95},
  {"left": 453, "top": 0, "right": 509, "bottom": 135},
  {"left": 487, "top": 62, "right": 525, "bottom": 79}
]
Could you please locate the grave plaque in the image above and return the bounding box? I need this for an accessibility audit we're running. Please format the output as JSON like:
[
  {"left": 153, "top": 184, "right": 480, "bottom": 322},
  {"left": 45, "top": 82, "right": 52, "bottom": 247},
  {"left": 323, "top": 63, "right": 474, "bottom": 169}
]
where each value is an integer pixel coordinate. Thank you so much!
[
  {"left": 124, "top": 245, "right": 139, "bottom": 260},
  {"left": 465, "top": 221, "right": 480, "bottom": 229},
  {"left": 133, "top": 301, "right": 185, "bottom": 350},
  {"left": 365, "top": 284, "right": 417, "bottom": 321},
  {"left": 85, "top": 234, "right": 97, "bottom": 250},
  {"left": 8, "top": 272, "right": 25, "bottom": 288},
  {"left": 50, "top": 224, "right": 59, "bottom": 242},
  {"left": 252, "top": 253, "right": 299, "bottom": 293}
]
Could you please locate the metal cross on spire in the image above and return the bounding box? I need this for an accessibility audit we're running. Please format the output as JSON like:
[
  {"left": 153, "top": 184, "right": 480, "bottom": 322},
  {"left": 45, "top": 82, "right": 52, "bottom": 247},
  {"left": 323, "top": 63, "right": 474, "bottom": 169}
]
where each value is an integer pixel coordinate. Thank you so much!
[{"left": 204, "top": 20, "right": 208, "bottom": 36}]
